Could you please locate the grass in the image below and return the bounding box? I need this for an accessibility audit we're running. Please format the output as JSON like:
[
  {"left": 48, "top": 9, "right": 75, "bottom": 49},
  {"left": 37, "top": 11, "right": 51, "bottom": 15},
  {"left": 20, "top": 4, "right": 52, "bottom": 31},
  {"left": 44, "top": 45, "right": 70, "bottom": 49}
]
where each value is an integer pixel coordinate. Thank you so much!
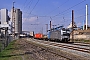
[
  {"left": 0, "top": 42, "right": 2, "bottom": 52},
  {"left": 0, "top": 40, "right": 22, "bottom": 60},
  {"left": 72, "top": 39, "right": 90, "bottom": 43}
]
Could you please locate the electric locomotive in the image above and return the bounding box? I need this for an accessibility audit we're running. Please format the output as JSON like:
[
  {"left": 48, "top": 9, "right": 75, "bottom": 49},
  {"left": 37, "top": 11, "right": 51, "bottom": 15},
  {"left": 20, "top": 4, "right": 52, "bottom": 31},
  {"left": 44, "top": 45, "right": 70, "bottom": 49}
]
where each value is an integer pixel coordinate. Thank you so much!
[{"left": 48, "top": 26, "right": 70, "bottom": 42}]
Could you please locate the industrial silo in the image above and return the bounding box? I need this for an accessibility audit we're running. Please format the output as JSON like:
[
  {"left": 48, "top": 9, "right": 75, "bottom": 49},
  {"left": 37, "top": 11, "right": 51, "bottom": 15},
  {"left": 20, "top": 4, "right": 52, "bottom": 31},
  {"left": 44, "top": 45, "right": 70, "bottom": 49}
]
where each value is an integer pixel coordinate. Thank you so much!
[{"left": 11, "top": 8, "right": 22, "bottom": 35}]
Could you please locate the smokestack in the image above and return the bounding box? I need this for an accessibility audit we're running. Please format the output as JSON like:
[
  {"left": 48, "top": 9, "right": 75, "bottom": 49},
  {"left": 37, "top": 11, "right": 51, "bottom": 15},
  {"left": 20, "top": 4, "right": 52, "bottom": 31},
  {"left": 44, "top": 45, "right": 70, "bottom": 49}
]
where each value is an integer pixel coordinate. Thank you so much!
[
  {"left": 72, "top": 10, "right": 74, "bottom": 42},
  {"left": 86, "top": 4, "right": 88, "bottom": 30},
  {"left": 83, "top": 20, "right": 85, "bottom": 30},
  {"left": 46, "top": 24, "right": 48, "bottom": 35},
  {"left": 50, "top": 21, "right": 52, "bottom": 30}
]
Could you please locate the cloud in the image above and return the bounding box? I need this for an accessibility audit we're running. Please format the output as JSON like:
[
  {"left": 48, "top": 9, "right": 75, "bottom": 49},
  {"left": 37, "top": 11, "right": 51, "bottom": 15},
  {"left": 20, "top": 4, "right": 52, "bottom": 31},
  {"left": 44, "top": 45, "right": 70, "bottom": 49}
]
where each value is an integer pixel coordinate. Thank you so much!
[
  {"left": 22, "top": 17, "right": 40, "bottom": 32},
  {"left": 77, "top": 22, "right": 82, "bottom": 27},
  {"left": 23, "top": 17, "right": 37, "bottom": 23},
  {"left": 29, "top": 17, "right": 37, "bottom": 22}
]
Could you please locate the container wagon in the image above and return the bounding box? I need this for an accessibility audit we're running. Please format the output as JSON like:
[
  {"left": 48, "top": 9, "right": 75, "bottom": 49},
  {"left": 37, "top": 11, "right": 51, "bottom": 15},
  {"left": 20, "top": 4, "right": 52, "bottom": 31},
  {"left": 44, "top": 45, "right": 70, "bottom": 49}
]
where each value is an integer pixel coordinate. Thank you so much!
[{"left": 34, "top": 33, "right": 43, "bottom": 39}]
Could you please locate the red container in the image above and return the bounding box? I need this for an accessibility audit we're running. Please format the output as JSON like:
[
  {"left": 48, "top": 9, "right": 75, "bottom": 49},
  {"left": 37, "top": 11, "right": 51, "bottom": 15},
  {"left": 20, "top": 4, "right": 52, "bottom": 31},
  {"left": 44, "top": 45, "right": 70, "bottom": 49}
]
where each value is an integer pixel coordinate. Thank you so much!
[{"left": 34, "top": 33, "right": 43, "bottom": 39}]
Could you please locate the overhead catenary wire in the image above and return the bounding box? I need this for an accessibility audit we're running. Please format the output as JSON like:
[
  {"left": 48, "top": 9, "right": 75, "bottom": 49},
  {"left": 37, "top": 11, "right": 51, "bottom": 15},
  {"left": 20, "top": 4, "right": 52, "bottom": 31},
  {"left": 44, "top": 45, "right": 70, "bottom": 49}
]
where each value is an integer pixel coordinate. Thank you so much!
[
  {"left": 46, "top": 0, "right": 69, "bottom": 15},
  {"left": 21, "top": 0, "right": 27, "bottom": 9},
  {"left": 26, "top": 0, "right": 39, "bottom": 19},
  {"left": 22, "top": 0, "right": 33, "bottom": 14},
  {"left": 23, "top": 0, "right": 89, "bottom": 28},
  {"left": 48, "top": 0, "right": 87, "bottom": 27},
  {"left": 28, "top": 0, "right": 39, "bottom": 15},
  {"left": 25, "top": 0, "right": 86, "bottom": 19},
  {"left": 52, "top": 13, "right": 89, "bottom": 28},
  {"left": 61, "top": 7, "right": 86, "bottom": 20},
  {"left": 53, "top": 0, "right": 86, "bottom": 17},
  {"left": 23, "top": 0, "right": 32, "bottom": 9},
  {"left": 23, "top": 8, "right": 87, "bottom": 27},
  {"left": 55, "top": 7, "right": 85, "bottom": 17},
  {"left": 23, "top": 7, "right": 86, "bottom": 18},
  {"left": 75, "top": 14, "right": 90, "bottom": 19},
  {"left": 24, "top": 0, "right": 70, "bottom": 18},
  {"left": 22, "top": 0, "right": 32, "bottom": 10},
  {"left": 25, "top": 7, "right": 88, "bottom": 26},
  {"left": 23, "top": 0, "right": 33, "bottom": 14}
]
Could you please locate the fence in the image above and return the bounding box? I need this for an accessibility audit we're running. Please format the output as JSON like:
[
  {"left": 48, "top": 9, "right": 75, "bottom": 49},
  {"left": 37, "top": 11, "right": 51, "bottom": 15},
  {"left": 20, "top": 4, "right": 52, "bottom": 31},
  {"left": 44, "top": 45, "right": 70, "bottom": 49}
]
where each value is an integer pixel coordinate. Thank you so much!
[{"left": 0, "top": 35, "right": 13, "bottom": 52}]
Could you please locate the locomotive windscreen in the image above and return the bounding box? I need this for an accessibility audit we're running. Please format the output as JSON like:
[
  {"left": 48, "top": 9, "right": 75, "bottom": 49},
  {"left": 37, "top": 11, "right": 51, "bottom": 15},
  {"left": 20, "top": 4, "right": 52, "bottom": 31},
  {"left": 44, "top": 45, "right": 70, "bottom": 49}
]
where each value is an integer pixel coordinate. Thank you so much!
[{"left": 62, "top": 29, "right": 70, "bottom": 36}]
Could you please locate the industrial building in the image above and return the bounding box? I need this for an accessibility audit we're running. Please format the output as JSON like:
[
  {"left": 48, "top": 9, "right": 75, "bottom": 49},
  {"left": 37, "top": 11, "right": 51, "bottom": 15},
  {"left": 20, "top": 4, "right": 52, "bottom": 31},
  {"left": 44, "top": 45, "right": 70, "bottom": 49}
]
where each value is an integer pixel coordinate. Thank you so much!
[
  {"left": 0, "top": 7, "right": 22, "bottom": 39},
  {"left": 1, "top": 9, "right": 8, "bottom": 25},
  {"left": 11, "top": 8, "right": 22, "bottom": 36},
  {"left": 0, "top": 9, "right": 10, "bottom": 35},
  {"left": 0, "top": 8, "right": 22, "bottom": 51}
]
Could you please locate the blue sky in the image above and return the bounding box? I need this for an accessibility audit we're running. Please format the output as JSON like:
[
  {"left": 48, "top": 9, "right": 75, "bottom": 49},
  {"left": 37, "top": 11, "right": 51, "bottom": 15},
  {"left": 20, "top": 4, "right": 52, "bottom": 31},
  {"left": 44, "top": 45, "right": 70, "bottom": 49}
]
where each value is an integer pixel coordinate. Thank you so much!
[{"left": 0, "top": 0, "right": 90, "bottom": 34}]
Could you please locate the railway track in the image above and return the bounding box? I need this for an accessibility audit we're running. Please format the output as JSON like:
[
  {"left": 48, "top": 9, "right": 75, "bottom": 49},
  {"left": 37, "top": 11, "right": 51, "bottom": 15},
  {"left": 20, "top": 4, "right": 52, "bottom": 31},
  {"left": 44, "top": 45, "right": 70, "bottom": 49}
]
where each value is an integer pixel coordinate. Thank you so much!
[
  {"left": 72, "top": 43, "right": 90, "bottom": 47},
  {"left": 34, "top": 39, "right": 90, "bottom": 53},
  {"left": 50, "top": 43, "right": 90, "bottom": 53},
  {"left": 27, "top": 38, "right": 90, "bottom": 59}
]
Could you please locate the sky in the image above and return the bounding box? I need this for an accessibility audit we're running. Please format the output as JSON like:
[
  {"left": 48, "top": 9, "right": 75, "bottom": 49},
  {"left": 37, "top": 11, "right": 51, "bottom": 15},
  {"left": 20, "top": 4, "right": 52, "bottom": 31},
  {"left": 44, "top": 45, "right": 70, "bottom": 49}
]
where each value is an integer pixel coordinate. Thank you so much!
[{"left": 0, "top": 0, "right": 90, "bottom": 34}]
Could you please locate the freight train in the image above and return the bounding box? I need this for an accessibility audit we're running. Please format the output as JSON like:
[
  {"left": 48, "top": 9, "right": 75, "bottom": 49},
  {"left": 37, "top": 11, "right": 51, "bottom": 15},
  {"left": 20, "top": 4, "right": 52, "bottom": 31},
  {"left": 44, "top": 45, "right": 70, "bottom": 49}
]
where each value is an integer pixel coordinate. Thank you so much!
[{"left": 34, "top": 26, "right": 70, "bottom": 42}]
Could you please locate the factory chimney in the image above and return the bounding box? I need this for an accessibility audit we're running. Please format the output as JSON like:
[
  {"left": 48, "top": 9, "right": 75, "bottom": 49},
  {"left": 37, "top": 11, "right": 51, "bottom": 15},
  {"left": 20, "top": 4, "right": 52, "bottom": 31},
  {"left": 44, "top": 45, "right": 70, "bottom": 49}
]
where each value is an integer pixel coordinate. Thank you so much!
[
  {"left": 86, "top": 4, "right": 88, "bottom": 30},
  {"left": 50, "top": 21, "right": 52, "bottom": 30}
]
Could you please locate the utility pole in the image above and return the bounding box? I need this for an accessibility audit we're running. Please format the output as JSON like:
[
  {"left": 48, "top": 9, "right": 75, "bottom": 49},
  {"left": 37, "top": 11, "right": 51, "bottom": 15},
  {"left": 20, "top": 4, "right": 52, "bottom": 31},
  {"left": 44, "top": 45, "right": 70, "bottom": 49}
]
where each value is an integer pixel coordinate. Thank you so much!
[
  {"left": 72, "top": 10, "right": 74, "bottom": 42},
  {"left": 86, "top": 4, "right": 88, "bottom": 30},
  {"left": 45, "top": 24, "right": 48, "bottom": 35},
  {"left": 42, "top": 27, "right": 43, "bottom": 34},
  {"left": 50, "top": 17, "right": 52, "bottom": 30}
]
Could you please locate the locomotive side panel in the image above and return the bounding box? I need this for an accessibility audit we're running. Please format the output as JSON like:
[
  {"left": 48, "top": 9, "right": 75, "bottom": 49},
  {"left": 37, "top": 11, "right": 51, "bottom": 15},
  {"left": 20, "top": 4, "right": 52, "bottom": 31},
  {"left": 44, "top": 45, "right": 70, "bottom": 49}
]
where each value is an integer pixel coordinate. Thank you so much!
[
  {"left": 48, "top": 28, "right": 70, "bottom": 42},
  {"left": 50, "top": 31, "right": 61, "bottom": 41}
]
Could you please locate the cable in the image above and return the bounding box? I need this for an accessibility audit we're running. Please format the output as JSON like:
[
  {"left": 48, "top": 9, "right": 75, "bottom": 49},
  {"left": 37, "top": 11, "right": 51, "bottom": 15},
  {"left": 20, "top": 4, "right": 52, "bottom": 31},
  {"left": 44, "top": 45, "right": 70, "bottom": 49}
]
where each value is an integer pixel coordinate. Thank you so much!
[
  {"left": 24, "top": 0, "right": 88, "bottom": 27},
  {"left": 28, "top": 0, "right": 33, "bottom": 9},
  {"left": 46, "top": 0, "right": 69, "bottom": 15},
  {"left": 29, "top": 0, "right": 39, "bottom": 14},
  {"left": 25, "top": 4, "right": 86, "bottom": 19},
  {"left": 56, "top": 7, "right": 85, "bottom": 17},
  {"left": 24, "top": 0, "right": 32, "bottom": 9},
  {"left": 23, "top": 0, "right": 33, "bottom": 13},
  {"left": 22, "top": 0, "right": 33, "bottom": 13},
  {"left": 21, "top": 0, "right": 27, "bottom": 9},
  {"left": 53, "top": 0, "right": 86, "bottom": 17},
  {"left": 25, "top": 0, "right": 39, "bottom": 21},
  {"left": 75, "top": 14, "right": 90, "bottom": 19},
  {"left": 54, "top": 14, "right": 89, "bottom": 27}
]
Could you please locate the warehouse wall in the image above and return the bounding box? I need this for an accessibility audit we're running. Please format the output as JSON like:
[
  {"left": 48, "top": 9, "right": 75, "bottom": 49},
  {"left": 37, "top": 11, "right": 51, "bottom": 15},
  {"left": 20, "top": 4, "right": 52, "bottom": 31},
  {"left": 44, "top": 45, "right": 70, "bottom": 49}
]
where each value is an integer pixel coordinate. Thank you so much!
[{"left": 70, "top": 35, "right": 90, "bottom": 40}]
